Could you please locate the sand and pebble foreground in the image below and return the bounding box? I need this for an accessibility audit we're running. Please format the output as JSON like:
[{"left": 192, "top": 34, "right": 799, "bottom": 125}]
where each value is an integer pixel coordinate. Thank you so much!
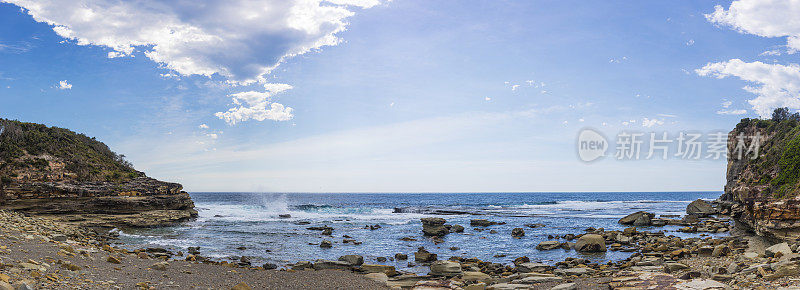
[
  {"left": 0, "top": 210, "right": 386, "bottom": 289},
  {"left": 5, "top": 200, "right": 800, "bottom": 290}
]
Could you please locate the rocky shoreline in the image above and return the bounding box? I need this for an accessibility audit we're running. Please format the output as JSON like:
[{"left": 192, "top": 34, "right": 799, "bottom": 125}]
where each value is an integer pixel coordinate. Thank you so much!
[
  {"left": 269, "top": 199, "right": 800, "bottom": 289},
  {"left": 3, "top": 196, "right": 800, "bottom": 289}
]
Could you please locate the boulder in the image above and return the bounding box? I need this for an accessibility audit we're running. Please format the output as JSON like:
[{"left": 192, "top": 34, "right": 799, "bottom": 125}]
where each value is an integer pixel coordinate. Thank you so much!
[
  {"left": 618, "top": 211, "right": 654, "bottom": 225},
  {"left": 415, "top": 247, "right": 437, "bottom": 262},
  {"left": 320, "top": 240, "right": 332, "bottom": 248},
  {"left": 712, "top": 245, "right": 730, "bottom": 258},
  {"left": 682, "top": 214, "right": 699, "bottom": 224},
  {"left": 633, "top": 214, "right": 652, "bottom": 226},
  {"left": 262, "top": 263, "right": 278, "bottom": 270},
  {"left": 462, "top": 271, "right": 491, "bottom": 283},
  {"left": 470, "top": 219, "right": 500, "bottom": 227},
  {"left": 150, "top": 261, "right": 168, "bottom": 271},
  {"left": 574, "top": 234, "right": 606, "bottom": 252},
  {"left": 291, "top": 261, "right": 314, "bottom": 270},
  {"left": 516, "top": 262, "right": 552, "bottom": 273},
  {"left": 364, "top": 273, "right": 389, "bottom": 284},
  {"left": 313, "top": 260, "right": 353, "bottom": 271},
  {"left": 338, "top": 255, "right": 364, "bottom": 266},
  {"left": 536, "top": 241, "right": 562, "bottom": 251},
  {"left": 664, "top": 262, "right": 688, "bottom": 273},
  {"left": 450, "top": 224, "right": 465, "bottom": 233},
  {"left": 360, "top": 264, "right": 397, "bottom": 276},
  {"left": 686, "top": 199, "right": 716, "bottom": 216},
  {"left": 429, "top": 260, "right": 462, "bottom": 277},
  {"left": 395, "top": 253, "right": 408, "bottom": 260},
  {"left": 511, "top": 228, "right": 525, "bottom": 237},
  {"left": 766, "top": 242, "right": 793, "bottom": 258},
  {"left": 421, "top": 218, "right": 449, "bottom": 236},
  {"left": 554, "top": 267, "right": 594, "bottom": 276}
]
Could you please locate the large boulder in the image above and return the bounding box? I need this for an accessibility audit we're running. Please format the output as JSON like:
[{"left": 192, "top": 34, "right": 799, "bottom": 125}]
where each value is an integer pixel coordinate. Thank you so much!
[
  {"left": 574, "top": 234, "right": 606, "bottom": 252},
  {"left": 429, "top": 260, "right": 462, "bottom": 277},
  {"left": 338, "top": 255, "right": 364, "bottom": 266},
  {"left": 618, "top": 211, "right": 654, "bottom": 225},
  {"left": 421, "top": 218, "right": 449, "bottom": 236},
  {"left": 686, "top": 199, "right": 716, "bottom": 216}
]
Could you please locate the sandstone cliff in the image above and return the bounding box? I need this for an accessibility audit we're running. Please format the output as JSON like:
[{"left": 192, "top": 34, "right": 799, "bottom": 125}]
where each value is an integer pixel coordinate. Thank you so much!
[
  {"left": 0, "top": 119, "right": 196, "bottom": 228},
  {"left": 722, "top": 113, "right": 800, "bottom": 241}
]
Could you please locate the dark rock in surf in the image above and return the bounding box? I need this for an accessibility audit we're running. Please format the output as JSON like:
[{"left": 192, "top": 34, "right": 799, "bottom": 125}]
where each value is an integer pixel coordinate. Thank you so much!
[
  {"left": 421, "top": 218, "right": 449, "bottom": 236},
  {"left": 618, "top": 211, "right": 655, "bottom": 225}
]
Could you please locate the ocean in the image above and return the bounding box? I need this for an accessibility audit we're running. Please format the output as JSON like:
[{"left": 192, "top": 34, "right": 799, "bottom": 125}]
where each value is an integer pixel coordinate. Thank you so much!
[{"left": 115, "top": 191, "right": 726, "bottom": 274}]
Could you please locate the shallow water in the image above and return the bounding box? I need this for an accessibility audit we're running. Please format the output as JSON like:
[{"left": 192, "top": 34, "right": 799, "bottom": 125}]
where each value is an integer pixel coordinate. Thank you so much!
[{"left": 116, "top": 192, "right": 727, "bottom": 274}]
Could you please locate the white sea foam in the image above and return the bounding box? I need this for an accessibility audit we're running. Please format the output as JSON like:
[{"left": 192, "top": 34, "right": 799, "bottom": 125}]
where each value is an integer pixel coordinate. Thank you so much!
[
  {"left": 196, "top": 200, "right": 429, "bottom": 225},
  {"left": 479, "top": 199, "right": 694, "bottom": 218}
]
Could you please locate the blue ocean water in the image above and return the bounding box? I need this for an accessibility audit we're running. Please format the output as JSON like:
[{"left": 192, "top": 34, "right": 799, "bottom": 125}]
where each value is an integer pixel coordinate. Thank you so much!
[{"left": 116, "top": 192, "right": 725, "bottom": 274}]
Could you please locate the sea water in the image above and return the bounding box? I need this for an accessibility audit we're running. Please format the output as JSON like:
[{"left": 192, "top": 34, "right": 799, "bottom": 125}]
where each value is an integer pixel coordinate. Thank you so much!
[{"left": 116, "top": 192, "right": 725, "bottom": 274}]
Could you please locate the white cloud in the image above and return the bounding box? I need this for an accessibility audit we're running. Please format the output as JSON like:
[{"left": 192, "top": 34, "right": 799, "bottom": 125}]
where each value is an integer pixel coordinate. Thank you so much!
[
  {"left": 696, "top": 59, "right": 800, "bottom": 117},
  {"left": 716, "top": 100, "right": 748, "bottom": 115},
  {"left": 641, "top": 117, "right": 664, "bottom": 128},
  {"left": 215, "top": 83, "right": 294, "bottom": 125},
  {"left": 717, "top": 109, "right": 748, "bottom": 115},
  {"left": 657, "top": 113, "right": 677, "bottom": 118},
  {"left": 706, "top": 0, "right": 800, "bottom": 53},
  {"left": 4, "top": 0, "right": 380, "bottom": 84},
  {"left": 206, "top": 133, "right": 218, "bottom": 139},
  {"left": 199, "top": 124, "right": 209, "bottom": 129},
  {"left": 686, "top": 39, "right": 695, "bottom": 46},
  {"left": 484, "top": 97, "right": 491, "bottom": 101},
  {"left": 761, "top": 49, "right": 782, "bottom": 56},
  {"left": 511, "top": 84, "right": 520, "bottom": 91},
  {"left": 57, "top": 80, "right": 72, "bottom": 90},
  {"left": 609, "top": 56, "right": 627, "bottom": 63}
]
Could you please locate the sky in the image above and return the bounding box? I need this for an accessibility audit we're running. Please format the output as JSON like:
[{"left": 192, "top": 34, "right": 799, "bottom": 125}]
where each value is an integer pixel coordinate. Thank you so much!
[{"left": 0, "top": 0, "right": 799, "bottom": 192}]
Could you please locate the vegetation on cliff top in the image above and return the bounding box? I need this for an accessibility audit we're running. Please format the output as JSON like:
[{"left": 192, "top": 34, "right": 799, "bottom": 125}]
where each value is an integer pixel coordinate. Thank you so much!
[
  {"left": 735, "top": 108, "right": 800, "bottom": 198},
  {"left": 0, "top": 118, "right": 141, "bottom": 184}
]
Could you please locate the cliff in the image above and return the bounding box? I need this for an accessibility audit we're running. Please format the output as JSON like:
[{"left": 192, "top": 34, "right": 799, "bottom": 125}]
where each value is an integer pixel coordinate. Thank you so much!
[
  {"left": 722, "top": 111, "right": 800, "bottom": 241},
  {"left": 0, "top": 119, "right": 196, "bottom": 228}
]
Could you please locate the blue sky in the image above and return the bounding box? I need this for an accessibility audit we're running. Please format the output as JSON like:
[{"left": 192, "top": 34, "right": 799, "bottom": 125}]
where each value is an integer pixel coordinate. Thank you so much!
[{"left": 1, "top": 0, "right": 799, "bottom": 192}]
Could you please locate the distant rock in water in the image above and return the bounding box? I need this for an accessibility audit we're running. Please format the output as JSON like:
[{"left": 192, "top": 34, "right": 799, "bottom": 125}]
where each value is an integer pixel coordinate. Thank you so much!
[{"left": 0, "top": 118, "right": 196, "bottom": 228}]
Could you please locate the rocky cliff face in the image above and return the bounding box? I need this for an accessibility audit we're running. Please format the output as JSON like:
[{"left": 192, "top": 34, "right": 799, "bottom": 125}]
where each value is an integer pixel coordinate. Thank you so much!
[
  {"left": 0, "top": 119, "right": 196, "bottom": 228},
  {"left": 722, "top": 117, "right": 800, "bottom": 241}
]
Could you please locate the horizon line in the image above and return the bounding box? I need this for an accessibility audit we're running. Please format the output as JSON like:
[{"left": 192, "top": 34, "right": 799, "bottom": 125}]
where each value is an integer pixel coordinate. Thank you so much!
[{"left": 187, "top": 190, "right": 723, "bottom": 194}]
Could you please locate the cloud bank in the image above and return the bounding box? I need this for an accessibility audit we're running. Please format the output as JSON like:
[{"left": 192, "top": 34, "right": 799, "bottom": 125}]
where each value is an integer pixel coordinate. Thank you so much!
[
  {"left": 706, "top": 0, "right": 800, "bottom": 53},
  {"left": 4, "top": 0, "right": 380, "bottom": 124},
  {"left": 697, "top": 59, "right": 800, "bottom": 117}
]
